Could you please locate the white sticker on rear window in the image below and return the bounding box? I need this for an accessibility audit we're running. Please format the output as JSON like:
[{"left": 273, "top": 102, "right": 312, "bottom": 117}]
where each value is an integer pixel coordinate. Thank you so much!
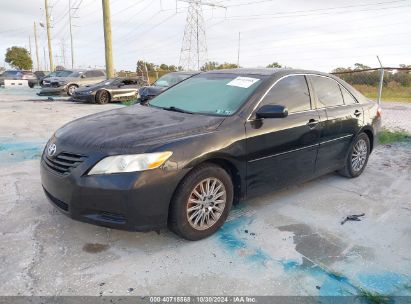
[{"left": 226, "top": 77, "right": 260, "bottom": 88}]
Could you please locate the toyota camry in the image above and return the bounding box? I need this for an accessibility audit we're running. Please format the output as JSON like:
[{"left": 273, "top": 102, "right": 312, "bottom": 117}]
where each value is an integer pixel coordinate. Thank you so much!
[{"left": 40, "top": 68, "right": 381, "bottom": 240}]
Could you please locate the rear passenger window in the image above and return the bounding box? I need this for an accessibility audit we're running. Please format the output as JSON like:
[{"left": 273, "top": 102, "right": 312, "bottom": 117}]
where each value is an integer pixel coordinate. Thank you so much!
[
  {"left": 310, "top": 76, "right": 344, "bottom": 108},
  {"left": 261, "top": 75, "right": 311, "bottom": 113},
  {"left": 340, "top": 85, "right": 357, "bottom": 104}
]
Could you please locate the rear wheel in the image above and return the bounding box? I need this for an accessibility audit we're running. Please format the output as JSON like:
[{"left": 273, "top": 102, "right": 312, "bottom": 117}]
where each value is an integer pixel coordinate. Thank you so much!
[
  {"left": 96, "top": 90, "right": 110, "bottom": 104},
  {"left": 28, "top": 82, "right": 35, "bottom": 88},
  {"left": 168, "top": 163, "right": 233, "bottom": 240},
  {"left": 67, "top": 84, "right": 78, "bottom": 96},
  {"left": 338, "top": 133, "right": 370, "bottom": 178}
]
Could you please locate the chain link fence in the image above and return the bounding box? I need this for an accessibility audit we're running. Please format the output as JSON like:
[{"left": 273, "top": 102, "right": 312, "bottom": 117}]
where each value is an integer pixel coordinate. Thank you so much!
[{"left": 332, "top": 67, "right": 411, "bottom": 103}]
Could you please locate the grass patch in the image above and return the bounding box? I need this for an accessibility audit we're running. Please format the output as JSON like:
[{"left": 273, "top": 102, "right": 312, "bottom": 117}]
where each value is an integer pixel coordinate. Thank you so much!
[
  {"left": 357, "top": 288, "right": 391, "bottom": 304},
  {"left": 121, "top": 98, "right": 138, "bottom": 106},
  {"left": 378, "top": 129, "right": 411, "bottom": 145},
  {"left": 353, "top": 85, "right": 411, "bottom": 103}
]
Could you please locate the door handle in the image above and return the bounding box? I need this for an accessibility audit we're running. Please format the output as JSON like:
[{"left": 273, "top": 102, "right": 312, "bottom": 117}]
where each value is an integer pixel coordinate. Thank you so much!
[
  {"left": 307, "top": 119, "right": 319, "bottom": 128},
  {"left": 354, "top": 110, "right": 362, "bottom": 117}
]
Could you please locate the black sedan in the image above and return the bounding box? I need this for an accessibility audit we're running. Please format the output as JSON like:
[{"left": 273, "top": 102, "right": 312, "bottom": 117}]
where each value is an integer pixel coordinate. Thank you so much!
[
  {"left": 72, "top": 77, "right": 147, "bottom": 104},
  {"left": 41, "top": 68, "right": 381, "bottom": 240},
  {"left": 138, "top": 71, "right": 198, "bottom": 103}
]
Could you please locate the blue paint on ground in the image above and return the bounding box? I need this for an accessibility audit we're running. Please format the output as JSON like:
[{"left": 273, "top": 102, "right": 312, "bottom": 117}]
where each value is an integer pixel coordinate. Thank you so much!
[
  {"left": 0, "top": 140, "right": 45, "bottom": 163},
  {"left": 357, "top": 272, "right": 410, "bottom": 295},
  {"left": 215, "top": 207, "right": 411, "bottom": 298}
]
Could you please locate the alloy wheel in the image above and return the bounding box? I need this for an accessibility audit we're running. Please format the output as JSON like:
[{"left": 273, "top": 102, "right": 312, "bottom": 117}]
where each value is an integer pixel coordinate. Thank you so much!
[
  {"left": 186, "top": 177, "right": 226, "bottom": 231},
  {"left": 351, "top": 138, "right": 368, "bottom": 172}
]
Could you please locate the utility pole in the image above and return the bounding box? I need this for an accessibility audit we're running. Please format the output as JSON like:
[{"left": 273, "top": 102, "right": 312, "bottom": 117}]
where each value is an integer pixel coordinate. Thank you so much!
[
  {"left": 33, "top": 22, "right": 40, "bottom": 71},
  {"left": 237, "top": 32, "right": 241, "bottom": 68},
  {"left": 29, "top": 35, "right": 33, "bottom": 70},
  {"left": 43, "top": 47, "right": 48, "bottom": 71},
  {"left": 102, "top": 0, "right": 114, "bottom": 78},
  {"left": 61, "top": 39, "right": 67, "bottom": 68},
  {"left": 178, "top": 0, "right": 226, "bottom": 71},
  {"left": 69, "top": 0, "right": 75, "bottom": 68},
  {"left": 44, "top": 0, "right": 54, "bottom": 71}
]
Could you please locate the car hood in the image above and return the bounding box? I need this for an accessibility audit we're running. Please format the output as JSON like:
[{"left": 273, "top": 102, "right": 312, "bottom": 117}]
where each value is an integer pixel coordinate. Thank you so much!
[
  {"left": 75, "top": 83, "right": 109, "bottom": 93},
  {"left": 54, "top": 104, "right": 225, "bottom": 153}
]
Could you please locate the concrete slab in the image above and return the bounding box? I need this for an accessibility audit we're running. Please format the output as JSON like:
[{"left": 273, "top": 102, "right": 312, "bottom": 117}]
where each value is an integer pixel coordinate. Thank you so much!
[{"left": 0, "top": 90, "right": 410, "bottom": 296}]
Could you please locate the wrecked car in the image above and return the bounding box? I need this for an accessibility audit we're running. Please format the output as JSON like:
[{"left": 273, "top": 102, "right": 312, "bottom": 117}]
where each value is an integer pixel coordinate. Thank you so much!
[
  {"left": 38, "top": 69, "right": 106, "bottom": 96},
  {"left": 72, "top": 77, "right": 148, "bottom": 104}
]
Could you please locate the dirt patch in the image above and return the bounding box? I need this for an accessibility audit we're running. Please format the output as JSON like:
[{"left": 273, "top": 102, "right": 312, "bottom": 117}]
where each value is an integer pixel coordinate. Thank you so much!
[{"left": 82, "top": 243, "right": 110, "bottom": 254}]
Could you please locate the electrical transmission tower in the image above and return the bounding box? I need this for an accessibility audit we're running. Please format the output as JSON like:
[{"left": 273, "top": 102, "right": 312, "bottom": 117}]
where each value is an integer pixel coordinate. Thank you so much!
[{"left": 178, "top": 0, "right": 225, "bottom": 71}]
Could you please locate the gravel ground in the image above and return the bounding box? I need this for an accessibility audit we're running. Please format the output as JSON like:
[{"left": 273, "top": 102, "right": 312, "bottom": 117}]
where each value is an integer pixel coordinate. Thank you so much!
[
  {"left": 0, "top": 88, "right": 410, "bottom": 297},
  {"left": 381, "top": 101, "right": 411, "bottom": 132}
]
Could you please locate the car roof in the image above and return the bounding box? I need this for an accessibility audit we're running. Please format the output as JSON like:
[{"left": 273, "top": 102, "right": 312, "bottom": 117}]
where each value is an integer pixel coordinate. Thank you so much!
[
  {"left": 167, "top": 71, "right": 199, "bottom": 76},
  {"left": 202, "top": 68, "right": 333, "bottom": 77}
]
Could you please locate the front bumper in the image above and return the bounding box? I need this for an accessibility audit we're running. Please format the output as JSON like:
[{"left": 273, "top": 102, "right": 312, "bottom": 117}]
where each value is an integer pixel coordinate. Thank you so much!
[
  {"left": 38, "top": 86, "right": 67, "bottom": 96},
  {"left": 40, "top": 153, "right": 185, "bottom": 231},
  {"left": 71, "top": 93, "right": 95, "bottom": 103}
]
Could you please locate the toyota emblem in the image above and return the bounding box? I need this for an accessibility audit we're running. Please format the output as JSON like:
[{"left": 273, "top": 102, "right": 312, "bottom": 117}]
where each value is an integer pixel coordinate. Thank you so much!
[{"left": 47, "top": 143, "right": 57, "bottom": 157}]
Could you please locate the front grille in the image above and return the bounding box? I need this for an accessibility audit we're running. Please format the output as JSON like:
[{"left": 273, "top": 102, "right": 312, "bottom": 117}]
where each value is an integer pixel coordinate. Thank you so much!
[
  {"left": 99, "top": 212, "right": 126, "bottom": 224},
  {"left": 44, "top": 188, "right": 69, "bottom": 211},
  {"left": 44, "top": 152, "right": 86, "bottom": 175}
]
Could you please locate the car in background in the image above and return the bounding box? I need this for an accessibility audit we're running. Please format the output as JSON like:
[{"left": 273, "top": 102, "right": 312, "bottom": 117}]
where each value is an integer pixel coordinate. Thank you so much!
[
  {"left": 0, "top": 70, "right": 38, "bottom": 88},
  {"left": 37, "top": 70, "right": 66, "bottom": 86},
  {"left": 40, "top": 68, "right": 381, "bottom": 240},
  {"left": 38, "top": 69, "right": 106, "bottom": 96},
  {"left": 72, "top": 77, "right": 148, "bottom": 104},
  {"left": 138, "top": 71, "right": 198, "bottom": 103}
]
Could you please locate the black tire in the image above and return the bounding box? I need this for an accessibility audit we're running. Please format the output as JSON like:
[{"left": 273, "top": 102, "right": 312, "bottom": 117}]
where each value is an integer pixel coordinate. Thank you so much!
[
  {"left": 338, "top": 132, "right": 370, "bottom": 178},
  {"left": 67, "top": 84, "right": 78, "bottom": 96},
  {"left": 28, "top": 82, "right": 35, "bottom": 88},
  {"left": 168, "top": 163, "right": 234, "bottom": 241},
  {"left": 95, "top": 90, "right": 110, "bottom": 104}
]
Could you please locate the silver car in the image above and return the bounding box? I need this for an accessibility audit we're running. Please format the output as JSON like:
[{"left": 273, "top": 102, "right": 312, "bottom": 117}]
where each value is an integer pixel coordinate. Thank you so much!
[{"left": 39, "top": 69, "right": 106, "bottom": 96}]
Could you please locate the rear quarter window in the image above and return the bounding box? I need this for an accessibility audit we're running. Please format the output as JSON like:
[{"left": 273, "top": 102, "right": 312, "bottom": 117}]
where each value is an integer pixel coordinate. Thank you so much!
[
  {"left": 310, "top": 75, "right": 344, "bottom": 108},
  {"left": 340, "top": 85, "right": 358, "bottom": 104}
]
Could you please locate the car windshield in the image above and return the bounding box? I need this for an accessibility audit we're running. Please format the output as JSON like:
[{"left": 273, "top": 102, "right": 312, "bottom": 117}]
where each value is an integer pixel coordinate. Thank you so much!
[
  {"left": 149, "top": 73, "right": 266, "bottom": 116},
  {"left": 153, "top": 73, "right": 192, "bottom": 87}
]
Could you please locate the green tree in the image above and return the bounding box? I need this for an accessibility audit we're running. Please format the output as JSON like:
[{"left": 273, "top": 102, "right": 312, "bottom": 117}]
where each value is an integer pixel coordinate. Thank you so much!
[
  {"left": 201, "top": 61, "right": 239, "bottom": 71},
  {"left": 201, "top": 61, "right": 219, "bottom": 71},
  {"left": 354, "top": 63, "right": 371, "bottom": 70},
  {"left": 159, "top": 63, "right": 169, "bottom": 70},
  {"left": 5, "top": 46, "right": 32, "bottom": 70},
  {"left": 266, "top": 62, "right": 282, "bottom": 68}
]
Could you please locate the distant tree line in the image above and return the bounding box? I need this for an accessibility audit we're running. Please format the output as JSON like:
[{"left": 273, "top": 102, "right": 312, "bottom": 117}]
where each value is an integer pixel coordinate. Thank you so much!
[{"left": 332, "top": 63, "right": 411, "bottom": 87}]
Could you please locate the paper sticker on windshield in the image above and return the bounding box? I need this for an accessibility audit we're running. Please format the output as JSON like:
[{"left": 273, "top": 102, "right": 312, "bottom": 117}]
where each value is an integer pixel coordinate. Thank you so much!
[{"left": 227, "top": 77, "right": 260, "bottom": 88}]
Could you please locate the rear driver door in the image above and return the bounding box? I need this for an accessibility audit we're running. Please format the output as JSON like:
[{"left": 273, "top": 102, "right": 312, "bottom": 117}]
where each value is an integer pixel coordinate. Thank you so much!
[{"left": 308, "top": 75, "right": 364, "bottom": 174}]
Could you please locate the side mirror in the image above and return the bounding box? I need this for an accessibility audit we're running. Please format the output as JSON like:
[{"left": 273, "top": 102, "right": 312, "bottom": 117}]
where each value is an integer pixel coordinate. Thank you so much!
[
  {"left": 80, "top": 74, "right": 86, "bottom": 78},
  {"left": 256, "top": 104, "right": 288, "bottom": 119}
]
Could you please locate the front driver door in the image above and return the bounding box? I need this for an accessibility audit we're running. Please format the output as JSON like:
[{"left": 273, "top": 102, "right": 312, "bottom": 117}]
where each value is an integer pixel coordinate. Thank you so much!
[{"left": 245, "top": 75, "right": 321, "bottom": 196}]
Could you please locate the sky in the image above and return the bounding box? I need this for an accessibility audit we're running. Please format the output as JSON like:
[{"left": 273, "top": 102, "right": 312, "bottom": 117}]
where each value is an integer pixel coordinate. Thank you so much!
[{"left": 0, "top": 0, "right": 410, "bottom": 72}]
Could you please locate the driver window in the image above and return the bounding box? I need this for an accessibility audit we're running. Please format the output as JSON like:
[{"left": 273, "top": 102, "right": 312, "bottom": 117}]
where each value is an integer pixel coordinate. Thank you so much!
[{"left": 260, "top": 75, "right": 311, "bottom": 113}]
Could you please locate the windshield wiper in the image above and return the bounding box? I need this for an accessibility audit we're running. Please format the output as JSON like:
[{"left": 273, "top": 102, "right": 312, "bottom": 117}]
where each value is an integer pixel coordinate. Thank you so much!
[{"left": 162, "top": 106, "right": 194, "bottom": 114}]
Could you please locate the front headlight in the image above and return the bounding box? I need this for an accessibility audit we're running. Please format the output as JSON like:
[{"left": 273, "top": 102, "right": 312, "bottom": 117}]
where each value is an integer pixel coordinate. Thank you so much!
[{"left": 88, "top": 151, "right": 173, "bottom": 175}]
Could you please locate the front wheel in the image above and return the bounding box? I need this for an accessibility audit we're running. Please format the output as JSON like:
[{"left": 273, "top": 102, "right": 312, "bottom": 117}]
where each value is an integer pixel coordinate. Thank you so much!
[
  {"left": 95, "top": 90, "right": 110, "bottom": 104},
  {"left": 168, "top": 163, "right": 233, "bottom": 241},
  {"left": 67, "top": 84, "right": 78, "bottom": 96},
  {"left": 338, "top": 133, "right": 370, "bottom": 178}
]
